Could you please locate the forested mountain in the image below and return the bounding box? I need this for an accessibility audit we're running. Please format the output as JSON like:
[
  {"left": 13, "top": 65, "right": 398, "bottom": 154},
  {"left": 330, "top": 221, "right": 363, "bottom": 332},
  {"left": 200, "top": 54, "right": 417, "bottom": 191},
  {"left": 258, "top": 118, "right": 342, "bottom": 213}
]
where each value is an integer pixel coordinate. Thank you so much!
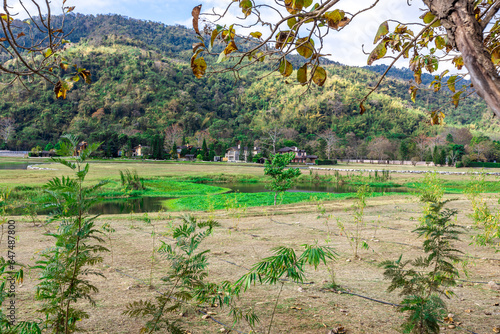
[{"left": 0, "top": 14, "right": 497, "bottom": 157}]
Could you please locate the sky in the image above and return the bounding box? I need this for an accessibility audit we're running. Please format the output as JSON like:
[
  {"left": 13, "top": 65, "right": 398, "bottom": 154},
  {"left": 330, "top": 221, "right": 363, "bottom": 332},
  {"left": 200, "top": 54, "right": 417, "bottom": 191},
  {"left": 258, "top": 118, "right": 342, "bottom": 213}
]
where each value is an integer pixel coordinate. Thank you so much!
[{"left": 13, "top": 0, "right": 432, "bottom": 68}]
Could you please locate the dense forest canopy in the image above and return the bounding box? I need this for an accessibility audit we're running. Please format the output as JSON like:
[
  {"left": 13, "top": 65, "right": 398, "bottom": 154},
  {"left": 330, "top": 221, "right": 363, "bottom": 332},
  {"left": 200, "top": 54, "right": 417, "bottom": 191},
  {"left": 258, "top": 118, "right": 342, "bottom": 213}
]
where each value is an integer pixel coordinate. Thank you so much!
[{"left": 0, "top": 14, "right": 497, "bottom": 162}]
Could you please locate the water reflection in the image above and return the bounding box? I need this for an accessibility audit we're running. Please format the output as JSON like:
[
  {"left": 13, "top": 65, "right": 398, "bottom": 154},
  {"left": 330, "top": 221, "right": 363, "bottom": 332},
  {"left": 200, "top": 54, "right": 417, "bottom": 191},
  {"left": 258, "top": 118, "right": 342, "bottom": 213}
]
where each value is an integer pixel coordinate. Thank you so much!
[
  {"left": 89, "top": 197, "right": 170, "bottom": 215},
  {"left": 0, "top": 163, "right": 33, "bottom": 170}
]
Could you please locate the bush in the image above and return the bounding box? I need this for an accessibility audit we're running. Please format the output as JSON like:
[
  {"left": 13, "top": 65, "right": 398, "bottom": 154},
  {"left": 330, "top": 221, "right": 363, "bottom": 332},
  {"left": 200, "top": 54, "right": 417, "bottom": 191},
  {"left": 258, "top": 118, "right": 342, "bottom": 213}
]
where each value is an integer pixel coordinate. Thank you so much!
[
  {"left": 455, "top": 162, "right": 464, "bottom": 168},
  {"left": 315, "top": 159, "right": 338, "bottom": 165},
  {"left": 467, "top": 162, "right": 500, "bottom": 168},
  {"left": 462, "top": 154, "right": 472, "bottom": 167}
]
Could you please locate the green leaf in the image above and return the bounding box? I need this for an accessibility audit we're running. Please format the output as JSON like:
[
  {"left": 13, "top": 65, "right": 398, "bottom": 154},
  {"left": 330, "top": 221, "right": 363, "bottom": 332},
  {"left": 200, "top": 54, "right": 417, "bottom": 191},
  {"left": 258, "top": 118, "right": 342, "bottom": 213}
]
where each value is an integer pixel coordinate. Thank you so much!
[
  {"left": 239, "top": 0, "right": 252, "bottom": 17},
  {"left": 367, "top": 41, "right": 387, "bottom": 65},
  {"left": 44, "top": 48, "right": 53, "bottom": 58},
  {"left": 435, "top": 36, "right": 446, "bottom": 50},
  {"left": 279, "top": 59, "right": 293, "bottom": 77},
  {"left": 312, "top": 66, "right": 326, "bottom": 86},
  {"left": 421, "top": 11, "right": 435, "bottom": 24},
  {"left": 374, "top": 21, "right": 389, "bottom": 44},
  {"left": 287, "top": 17, "right": 297, "bottom": 30}
]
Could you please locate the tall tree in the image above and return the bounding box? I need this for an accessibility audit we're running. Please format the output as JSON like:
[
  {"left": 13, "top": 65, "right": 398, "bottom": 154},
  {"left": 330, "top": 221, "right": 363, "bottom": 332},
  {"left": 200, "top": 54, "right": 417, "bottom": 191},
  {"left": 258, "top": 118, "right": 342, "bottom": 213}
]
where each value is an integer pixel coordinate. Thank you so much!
[
  {"left": 265, "top": 125, "right": 283, "bottom": 154},
  {"left": 163, "top": 124, "right": 183, "bottom": 152},
  {"left": 264, "top": 152, "right": 302, "bottom": 205},
  {"left": 318, "top": 129, "right": 340, "bottom": 160},
  {"left": 0, "top": 117, "right": 16, "bottom": 144},
  {"left": 368, "top": 136, "right": 393, "bottom": 161}
]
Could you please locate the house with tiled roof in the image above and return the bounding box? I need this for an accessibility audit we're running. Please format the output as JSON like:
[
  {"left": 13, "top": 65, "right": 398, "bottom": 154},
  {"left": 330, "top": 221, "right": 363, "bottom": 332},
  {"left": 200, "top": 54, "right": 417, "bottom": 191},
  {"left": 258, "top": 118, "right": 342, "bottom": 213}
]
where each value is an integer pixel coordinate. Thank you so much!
[{"left": 277, "top": 146, "right": 317, "bottom": 164}]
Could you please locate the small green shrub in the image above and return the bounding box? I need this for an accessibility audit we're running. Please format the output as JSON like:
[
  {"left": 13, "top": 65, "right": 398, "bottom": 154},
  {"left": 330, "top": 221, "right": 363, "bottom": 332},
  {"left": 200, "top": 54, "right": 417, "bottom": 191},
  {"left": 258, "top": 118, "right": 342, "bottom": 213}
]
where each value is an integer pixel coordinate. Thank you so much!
[
  {"left": 467, "top": 162, "right": 500, "bottom": 168},
  {"left": 315, "top": 159, "right": 338, "bottom": 165}
]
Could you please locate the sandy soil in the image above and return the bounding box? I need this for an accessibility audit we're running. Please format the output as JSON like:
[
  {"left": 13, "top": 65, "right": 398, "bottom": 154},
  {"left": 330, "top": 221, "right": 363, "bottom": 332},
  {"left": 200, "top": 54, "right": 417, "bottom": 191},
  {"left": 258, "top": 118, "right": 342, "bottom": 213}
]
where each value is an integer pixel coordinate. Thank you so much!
[{"left": 3, "top": 195, "right": 500, "bottom": 334}]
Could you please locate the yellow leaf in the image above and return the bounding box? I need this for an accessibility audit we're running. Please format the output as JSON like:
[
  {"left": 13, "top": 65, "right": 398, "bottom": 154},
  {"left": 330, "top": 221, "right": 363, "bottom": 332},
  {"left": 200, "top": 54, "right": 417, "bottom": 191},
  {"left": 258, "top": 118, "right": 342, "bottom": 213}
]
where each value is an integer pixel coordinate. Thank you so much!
[
  {"left": 279, "top": 59, "right": 293, "bottom": 77},
  {"left": 296, "top": 37, "right": 314, "bottom": 58},
  {"left": 223, "top": 40, "right": 238, "bottom": 55},
  {"left": 409, "top": 86, "right": 418, "bottom": 102},
  {"left": 191, "top": 56, "right": 207, "bottom": 79},
  {"left": 452, "top": 56, "right": 464, "bottom": 70},
  {"left": 78, "top": 69, "right": 92, "bottom": 84},
  {"left": 312, "top": 66, "right": 326, "bottom": 86},
  {"left": 250, "top": 31, "right": 262, "bottom": 39},
  {"left": 297, "top": 64, "right": 307, "bottom": 84},
  {"left": 491, "top": 47, "right": 500, "bottom": 65},
  {"left": 367, "top": 41, "right": 387, "bottom": 65},
  {"left": 414, "top": 70, "right": 422, "bottom": 85},
  {"left": 452, "top": 91, "right": 462, "bottom": 108},
  {"left": 360, "top": 102, "right": 366, "bottom": 115},
  {"left": 324, "top": 10, "right": 350, "bottom": 30},
  {"left": 44, "top": 48, "right": 53, "bottom": 58},
  {"left": 54, "top": 80, "right": 68, "bottom": 99}
]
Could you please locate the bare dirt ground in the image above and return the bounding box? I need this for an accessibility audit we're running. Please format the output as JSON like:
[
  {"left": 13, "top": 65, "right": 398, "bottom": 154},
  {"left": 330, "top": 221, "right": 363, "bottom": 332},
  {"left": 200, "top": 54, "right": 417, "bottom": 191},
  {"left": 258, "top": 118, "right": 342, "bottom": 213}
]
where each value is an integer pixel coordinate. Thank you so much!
[{"left": 4, "top": 194, "right": 500, "bottom": 334}]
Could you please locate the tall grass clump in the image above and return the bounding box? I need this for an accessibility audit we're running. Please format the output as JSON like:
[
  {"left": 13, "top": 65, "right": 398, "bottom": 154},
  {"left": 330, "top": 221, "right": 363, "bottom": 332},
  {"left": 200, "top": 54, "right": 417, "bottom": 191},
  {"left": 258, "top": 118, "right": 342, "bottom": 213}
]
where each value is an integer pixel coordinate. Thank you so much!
[{"left": 120, "top": 169, "right": 145, "bottom": 191}]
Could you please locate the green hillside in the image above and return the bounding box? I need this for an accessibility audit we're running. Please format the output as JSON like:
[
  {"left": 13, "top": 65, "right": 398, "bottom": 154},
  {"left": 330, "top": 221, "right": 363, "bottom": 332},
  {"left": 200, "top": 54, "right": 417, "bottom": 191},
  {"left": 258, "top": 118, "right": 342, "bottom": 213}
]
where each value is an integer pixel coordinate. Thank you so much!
[{"left": 0, "top": 14, "right": 497, "bottom": 156}]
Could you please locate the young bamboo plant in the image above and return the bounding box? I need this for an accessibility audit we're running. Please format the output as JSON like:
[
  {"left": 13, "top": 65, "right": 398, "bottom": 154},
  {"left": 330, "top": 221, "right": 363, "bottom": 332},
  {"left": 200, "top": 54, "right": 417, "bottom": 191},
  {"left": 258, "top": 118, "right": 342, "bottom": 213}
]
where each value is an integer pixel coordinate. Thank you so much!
[
  {"left": 234, "top": 243, "right": 336, "bottom": 334},
  {"left": 465, "top": 172, "right": 500, "bottom": 249},
  {"left": 34, "top": 134, "right": 109, "bottom": 334},
  {"left": 381, "top": 194, "right": 463, "bottom": 333},
  {"left": 337, "top": 184, "right": 370, "bottom": 259},
  {"left": 124, "top": 215, "right": 219, "bottom": 333}
]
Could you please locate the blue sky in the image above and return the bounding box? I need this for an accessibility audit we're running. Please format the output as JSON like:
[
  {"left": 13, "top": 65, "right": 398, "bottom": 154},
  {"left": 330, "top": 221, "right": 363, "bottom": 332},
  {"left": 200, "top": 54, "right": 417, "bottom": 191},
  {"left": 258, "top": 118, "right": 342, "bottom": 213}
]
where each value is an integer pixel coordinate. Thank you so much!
[
  {"left": 53, "top": 0, "right": 454, "bottom": 70},
  {"left": 74, "top": 0, "right": 202, "bottom": 26}
]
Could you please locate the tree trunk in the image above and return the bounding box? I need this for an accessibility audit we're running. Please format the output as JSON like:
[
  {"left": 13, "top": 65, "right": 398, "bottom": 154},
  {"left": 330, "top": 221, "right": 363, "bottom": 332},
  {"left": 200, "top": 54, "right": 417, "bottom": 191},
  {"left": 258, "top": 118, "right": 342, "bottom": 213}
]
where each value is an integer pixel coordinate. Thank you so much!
[{"left": 424, "top": 0, "right": 500, "bottom": 117}]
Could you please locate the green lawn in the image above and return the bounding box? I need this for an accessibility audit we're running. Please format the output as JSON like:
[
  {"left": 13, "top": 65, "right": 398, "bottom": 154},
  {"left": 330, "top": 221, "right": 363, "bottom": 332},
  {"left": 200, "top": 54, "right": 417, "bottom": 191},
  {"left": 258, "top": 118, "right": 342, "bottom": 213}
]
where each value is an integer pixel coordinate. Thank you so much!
[{"left": 164, "top": 191, "right": 406, "bottom": 211}]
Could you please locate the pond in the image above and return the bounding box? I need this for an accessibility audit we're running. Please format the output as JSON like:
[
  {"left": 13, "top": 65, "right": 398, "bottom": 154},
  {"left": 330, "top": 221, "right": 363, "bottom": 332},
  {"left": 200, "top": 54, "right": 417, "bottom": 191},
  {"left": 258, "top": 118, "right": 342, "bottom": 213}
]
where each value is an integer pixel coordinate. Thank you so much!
[
  {"left": 88, "top": 197, "right": 171, "bottom": 215},
  {"left": 11, "top": 182, "right": 409, "bottom": 215},
  {"left": 89, "top": 182, "right": 410, "bottom": 214},
  {"left": 0, "top": 163, "right": 35, "bottom": 170}
]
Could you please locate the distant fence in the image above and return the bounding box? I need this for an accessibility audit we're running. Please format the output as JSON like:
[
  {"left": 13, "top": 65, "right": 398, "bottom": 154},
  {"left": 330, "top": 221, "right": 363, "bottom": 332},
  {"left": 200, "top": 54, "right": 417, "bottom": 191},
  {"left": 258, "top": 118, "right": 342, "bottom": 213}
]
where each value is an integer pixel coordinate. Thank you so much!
[
  {"left": 336, "top": 159, "right": 435, "bottom": 166},
  {"left": 0, "top": 150, "right": 29, "bottom": 157}
]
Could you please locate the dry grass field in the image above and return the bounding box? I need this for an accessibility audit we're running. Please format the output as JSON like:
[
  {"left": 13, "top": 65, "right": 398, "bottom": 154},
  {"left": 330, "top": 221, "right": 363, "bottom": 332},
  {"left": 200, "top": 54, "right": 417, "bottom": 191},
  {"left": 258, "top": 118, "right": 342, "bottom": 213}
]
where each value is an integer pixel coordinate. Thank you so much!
[{"left": 4, "top": 194, "right": 499, "bottom": 334}]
